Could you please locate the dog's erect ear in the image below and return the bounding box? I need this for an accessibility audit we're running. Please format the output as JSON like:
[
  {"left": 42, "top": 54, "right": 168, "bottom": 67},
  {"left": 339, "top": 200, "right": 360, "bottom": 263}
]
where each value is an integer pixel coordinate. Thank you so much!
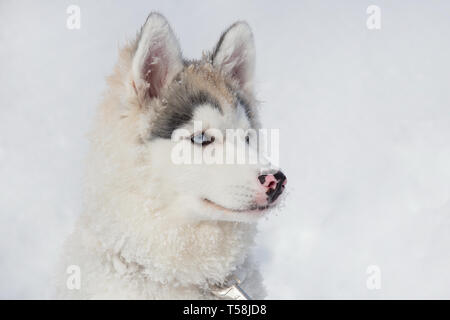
[
  {"left": 212, "top": 22, "right": 255, "bottom": 91},
  {"left": 132, "top": 13, "right": 183, "bottom": 100}
]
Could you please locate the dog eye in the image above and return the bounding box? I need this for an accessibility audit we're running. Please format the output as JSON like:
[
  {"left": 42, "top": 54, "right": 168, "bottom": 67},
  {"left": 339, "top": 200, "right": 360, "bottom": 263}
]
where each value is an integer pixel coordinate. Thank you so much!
[{"left": 191, "top": 132, "right": 215, "bottom": 146}]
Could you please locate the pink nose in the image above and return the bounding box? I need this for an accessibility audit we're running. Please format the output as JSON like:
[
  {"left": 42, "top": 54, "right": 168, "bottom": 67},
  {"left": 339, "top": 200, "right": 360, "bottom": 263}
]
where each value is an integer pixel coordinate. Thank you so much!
[{"left": 258, "top": 171, "right": 287, "bottom": 203}]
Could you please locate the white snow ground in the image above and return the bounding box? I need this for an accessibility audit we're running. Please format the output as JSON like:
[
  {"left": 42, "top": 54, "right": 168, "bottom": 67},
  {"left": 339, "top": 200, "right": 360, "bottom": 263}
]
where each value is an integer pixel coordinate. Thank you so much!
[{"left": 1, "top": 0, "right": 450, "bottom": 299}]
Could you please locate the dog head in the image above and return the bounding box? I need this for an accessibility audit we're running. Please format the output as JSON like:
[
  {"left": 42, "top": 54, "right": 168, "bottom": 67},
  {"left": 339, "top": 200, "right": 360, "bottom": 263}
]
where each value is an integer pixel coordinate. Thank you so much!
[{"left": 94, "top": 13, "right": 287, "bottom": 223}]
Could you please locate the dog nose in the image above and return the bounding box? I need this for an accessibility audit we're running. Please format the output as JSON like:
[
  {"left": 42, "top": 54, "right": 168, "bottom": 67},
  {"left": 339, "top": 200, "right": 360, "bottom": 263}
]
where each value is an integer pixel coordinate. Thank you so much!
[{"left": 258, "top": 171, "right": 287, "bottom": 203}]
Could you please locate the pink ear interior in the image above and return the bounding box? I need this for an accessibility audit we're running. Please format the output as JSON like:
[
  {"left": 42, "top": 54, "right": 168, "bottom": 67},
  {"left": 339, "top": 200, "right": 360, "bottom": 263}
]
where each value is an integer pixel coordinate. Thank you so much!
[
  {"left": 212, "top": 22, "right": 254, "bottom": 89},
  {"left": 142, "top": 42, "right": 169, "bottom": 99},
  {"left": 221, "top": 43, "right": 247, "bottom": 87}
]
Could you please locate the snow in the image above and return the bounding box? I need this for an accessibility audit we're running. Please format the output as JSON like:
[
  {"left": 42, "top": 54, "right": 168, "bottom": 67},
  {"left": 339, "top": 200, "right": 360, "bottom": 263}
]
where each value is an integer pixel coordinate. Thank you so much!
[{"left": 1, "top": 0, "right": 450, "bottom": 299}]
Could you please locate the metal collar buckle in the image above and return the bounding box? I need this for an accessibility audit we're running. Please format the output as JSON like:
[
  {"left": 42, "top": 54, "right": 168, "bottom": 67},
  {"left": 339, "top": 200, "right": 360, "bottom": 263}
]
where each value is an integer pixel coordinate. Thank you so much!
[{"left": 210, "top": 277, "right": 252, "bottom": 300}]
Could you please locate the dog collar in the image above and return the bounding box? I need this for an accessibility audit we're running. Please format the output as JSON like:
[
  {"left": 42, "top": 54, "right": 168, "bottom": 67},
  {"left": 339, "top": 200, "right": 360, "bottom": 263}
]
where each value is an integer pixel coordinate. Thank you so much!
[{"left": 210, "top": 276, "right": 252, "bottom": 300}]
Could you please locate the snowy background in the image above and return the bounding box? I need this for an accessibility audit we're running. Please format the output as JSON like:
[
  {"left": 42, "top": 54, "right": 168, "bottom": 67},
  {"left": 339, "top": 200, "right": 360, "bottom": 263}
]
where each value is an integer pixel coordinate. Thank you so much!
[{"left": 1, "top": 0, "right": 450, "bottom": 299}]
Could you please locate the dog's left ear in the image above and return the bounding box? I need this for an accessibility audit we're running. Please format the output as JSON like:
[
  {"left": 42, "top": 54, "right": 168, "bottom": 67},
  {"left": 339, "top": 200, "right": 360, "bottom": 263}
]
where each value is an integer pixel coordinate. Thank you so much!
[
  {"left": 212, "top": 22, "right": 255, "bottom": 91},
  {"left": 132, "top": 13, "right": 183, "bottom": 100}
]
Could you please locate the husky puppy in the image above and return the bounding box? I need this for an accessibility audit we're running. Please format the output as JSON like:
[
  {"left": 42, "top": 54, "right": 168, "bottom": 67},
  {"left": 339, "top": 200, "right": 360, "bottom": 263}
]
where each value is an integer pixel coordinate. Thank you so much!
[{"left": 56, "top": 13, "right": 287, "bottom": 299}]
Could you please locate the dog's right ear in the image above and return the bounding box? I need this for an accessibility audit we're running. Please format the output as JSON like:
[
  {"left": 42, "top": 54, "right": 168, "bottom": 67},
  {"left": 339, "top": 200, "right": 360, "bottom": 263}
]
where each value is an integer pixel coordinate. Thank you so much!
[{"left": 132, "top": 13, "right": 183, "bottom": 101}]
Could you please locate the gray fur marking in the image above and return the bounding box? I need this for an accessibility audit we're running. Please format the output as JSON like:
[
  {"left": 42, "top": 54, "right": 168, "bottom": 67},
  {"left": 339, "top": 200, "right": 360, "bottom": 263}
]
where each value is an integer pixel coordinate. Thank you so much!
[{"left": 151, "top": 89, "right": 221, "bottom": 139}]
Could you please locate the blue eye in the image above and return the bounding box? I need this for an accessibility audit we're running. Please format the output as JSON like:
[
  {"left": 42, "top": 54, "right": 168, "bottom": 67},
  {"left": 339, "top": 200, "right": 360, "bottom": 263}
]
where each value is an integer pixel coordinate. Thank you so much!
[{"left": 191, "top": 132, "right": 215, "bottom": 146}]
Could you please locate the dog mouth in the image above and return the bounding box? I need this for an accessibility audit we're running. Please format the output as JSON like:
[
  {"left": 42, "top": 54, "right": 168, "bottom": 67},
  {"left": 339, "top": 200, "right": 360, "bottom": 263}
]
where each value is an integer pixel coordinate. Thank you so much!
[{"left": 202, "top": 198, "right": 271, "bottom": 213}]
